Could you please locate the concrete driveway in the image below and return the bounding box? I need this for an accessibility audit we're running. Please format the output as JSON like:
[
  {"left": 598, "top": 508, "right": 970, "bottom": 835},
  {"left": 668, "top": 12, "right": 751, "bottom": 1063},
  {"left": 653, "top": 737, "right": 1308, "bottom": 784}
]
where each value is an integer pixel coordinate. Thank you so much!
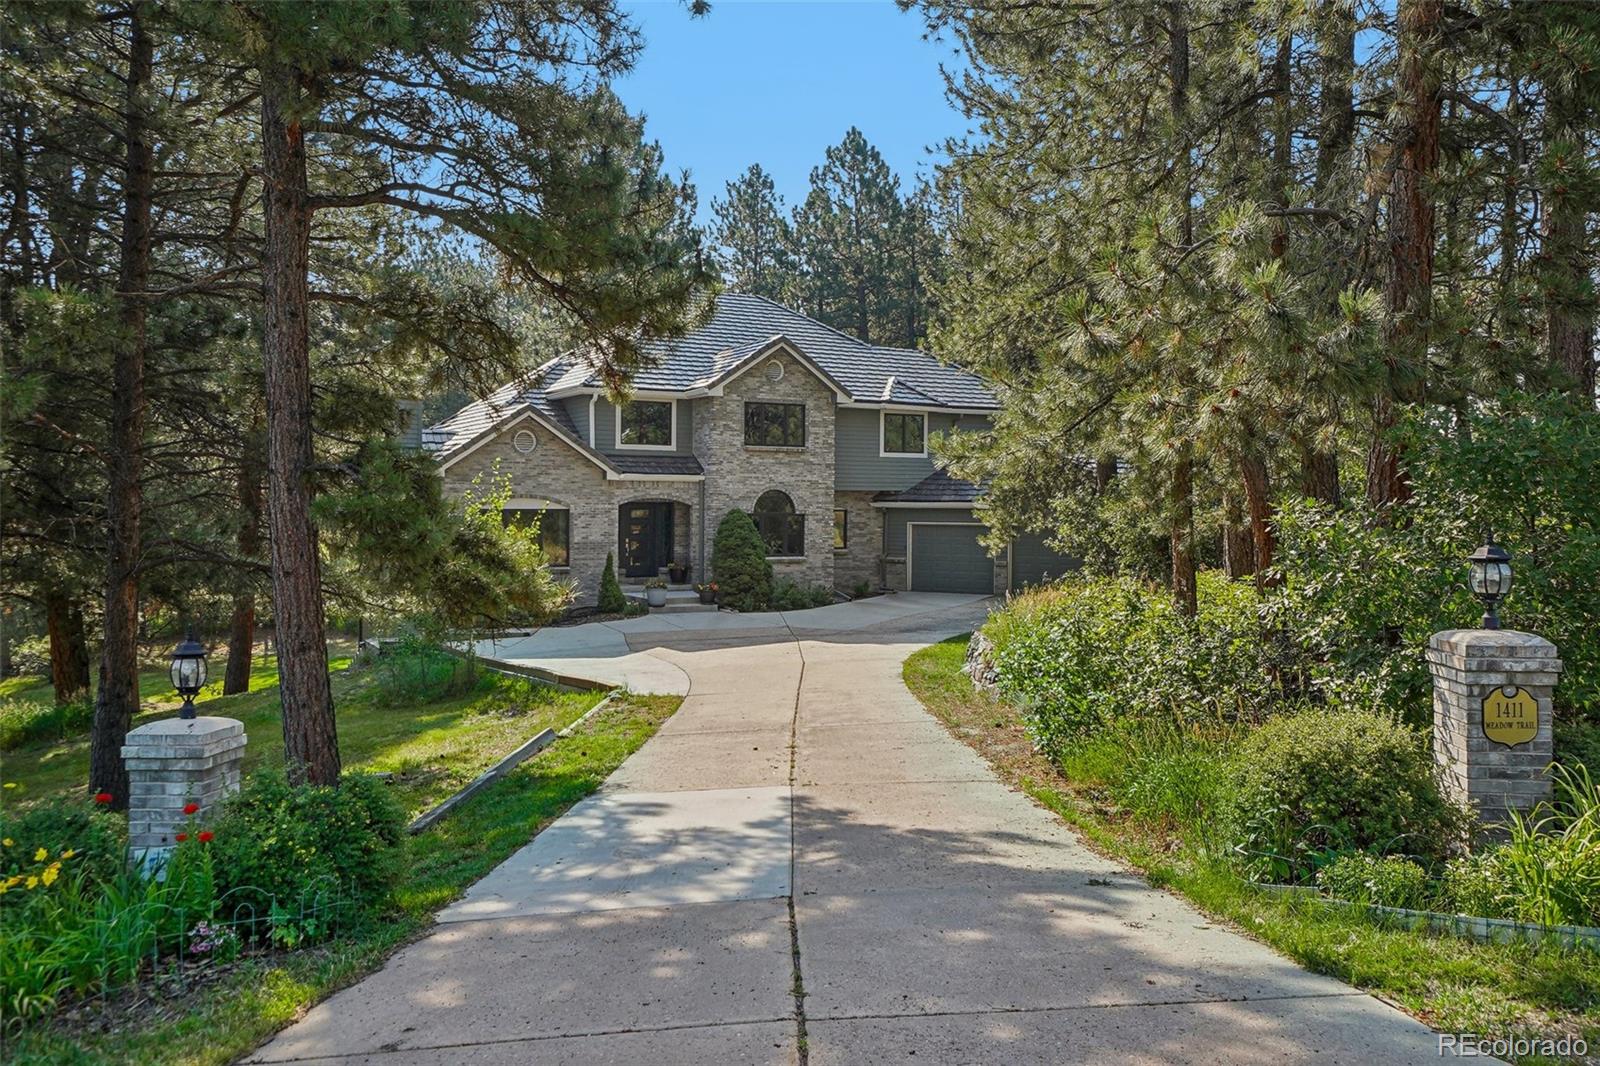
[{"left": 246, "top": 594, "right": 1448, "bottom": 1064}]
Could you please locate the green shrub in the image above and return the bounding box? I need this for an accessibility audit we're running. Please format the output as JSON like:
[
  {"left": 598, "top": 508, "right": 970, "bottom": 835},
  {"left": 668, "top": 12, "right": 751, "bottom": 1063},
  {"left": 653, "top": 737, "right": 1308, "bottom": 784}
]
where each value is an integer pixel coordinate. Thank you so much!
[
  {"left": 1224, "top": 708, "right": 1466, "bottom": 884},
  {"left": 984, "top": 572, "right": 1288, "bottom": 755},
  {"left": 853, "top": 580, "right": 872, "bottom": 598},
  {"left": 210, "top": 772, "right": 405, "bottom": 932},
  {"left": 370, "top": 637, "right": 483, "bottom": 706},
  {"left": 1317, "top": 852, "right": 1433, "bottom": 910},
  {"left": 770, "top": 581, "right": 833, "bottom": 611},
  {"left": 0, "top": 804, "right": 125, "bottom": 887},
  {"left": 0, "top": 696, "right": 94, "bottom": 751},
  {"left": 597, "top": 551, "right": 626, "bottom": 614},
  {"left": 1493, "top": 764, "right": 1600, "bottom": 927},
  {"left": 712, "top": 509, "right": 772, "bottom": 612},
  {"left": 1442, "top": 852, "right": 1508, "bottom": 919}
]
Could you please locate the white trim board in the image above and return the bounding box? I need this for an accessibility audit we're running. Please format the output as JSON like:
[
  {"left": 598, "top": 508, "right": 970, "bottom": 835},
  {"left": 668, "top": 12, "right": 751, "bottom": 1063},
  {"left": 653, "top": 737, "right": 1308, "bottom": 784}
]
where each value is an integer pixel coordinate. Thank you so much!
[
  {"left": 614, "top": 397, "right": 678, "bottom": 451},
  {"left": 879, "top": 409, "right": 929, "bottom": 458}
]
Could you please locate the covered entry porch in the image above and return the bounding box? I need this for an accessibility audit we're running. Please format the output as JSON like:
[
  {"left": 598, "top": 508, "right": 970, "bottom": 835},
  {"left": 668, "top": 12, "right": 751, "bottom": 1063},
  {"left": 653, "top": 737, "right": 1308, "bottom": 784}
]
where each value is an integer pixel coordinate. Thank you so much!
[{"left": 617, "top": 499, "right": 695, "bottom": 581}]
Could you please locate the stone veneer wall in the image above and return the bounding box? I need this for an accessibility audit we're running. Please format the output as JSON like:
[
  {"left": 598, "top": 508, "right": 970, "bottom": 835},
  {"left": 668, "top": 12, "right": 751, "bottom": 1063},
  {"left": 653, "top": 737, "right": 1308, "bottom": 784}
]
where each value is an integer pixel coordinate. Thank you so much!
[
  {"left": 833, "top": 490, "right": 884, "bottom": 592},
  {"left": 695, "top": 349, "right": 837, "bottom": 589},
  {"left": 439, "top": 416, "right": 703, "bottom": 604}
]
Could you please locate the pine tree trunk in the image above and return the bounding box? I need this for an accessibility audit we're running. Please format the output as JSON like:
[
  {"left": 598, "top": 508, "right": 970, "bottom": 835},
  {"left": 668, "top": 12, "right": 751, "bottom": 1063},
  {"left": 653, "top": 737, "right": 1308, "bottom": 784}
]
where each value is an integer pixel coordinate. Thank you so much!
[
  {"left": 89, "top": 4, "right": 153, "bottom": 811},
  {"left": 261, "top": 65, "right": 339, "bottom": 786},
  {"left": 223, "top": 426, "right": 264, "bottom": 695},
  {"left": 1298, "top": 440, "right": 1342, "bottom": 506},
  {"left": 1367, "top": 0, "right": 1440, "bottom": 510},
  {"left": 47, "top": 591, "right": 90, "bottom": 705},
  {"left": 1170, "top": 445, "right": 1198, "bottom": 619},
  {"left": 1240, "top": 451, "right": 1276, "bottom": 589},
  {"left": 1221, "top": 493, "right": 1255, "bottom": 579},
  {"left": 1544, "top": 76, "right": 1596, "bottom": 402},
  {"left": 1095, "top": 457, "right": 1117, "bottom": 493}
]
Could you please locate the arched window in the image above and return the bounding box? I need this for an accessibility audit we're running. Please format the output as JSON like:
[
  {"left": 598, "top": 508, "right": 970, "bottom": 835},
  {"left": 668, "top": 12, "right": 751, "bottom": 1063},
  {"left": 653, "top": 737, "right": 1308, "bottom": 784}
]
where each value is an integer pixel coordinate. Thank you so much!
[{"left": 752, "top": 490, "right": 804, "bottom": 557}]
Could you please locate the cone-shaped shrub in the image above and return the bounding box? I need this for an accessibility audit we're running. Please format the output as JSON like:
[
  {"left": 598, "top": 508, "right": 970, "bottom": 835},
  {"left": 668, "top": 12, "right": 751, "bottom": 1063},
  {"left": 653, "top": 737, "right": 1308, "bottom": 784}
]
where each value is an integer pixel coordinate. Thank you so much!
[
  {"left": 598, "top": 551, "right": 626, "bottom": 614},
  {"left": 712, "top": 509, "right": 772, "bottom": 612}
]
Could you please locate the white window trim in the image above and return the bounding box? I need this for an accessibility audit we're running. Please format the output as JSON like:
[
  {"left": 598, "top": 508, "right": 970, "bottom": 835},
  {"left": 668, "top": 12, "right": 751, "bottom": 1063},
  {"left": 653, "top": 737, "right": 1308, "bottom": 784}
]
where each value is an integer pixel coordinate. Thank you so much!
[
  {"left": 880, "top": 409, "right": 928, "bottom": 458},
  {"left": 615, "top": 398, "right": 678, "bottom": 451}
]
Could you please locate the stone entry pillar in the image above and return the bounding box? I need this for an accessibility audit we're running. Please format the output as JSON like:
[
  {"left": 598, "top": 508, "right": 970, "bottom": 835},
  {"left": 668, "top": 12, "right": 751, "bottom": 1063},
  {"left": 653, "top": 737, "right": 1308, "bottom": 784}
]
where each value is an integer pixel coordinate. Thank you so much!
[
  {"left": 122, "top": 716, "right": 246, "bottom": 872},
  {"left": 1426, "top": 630, "right": 1561, "bottom": 829}
]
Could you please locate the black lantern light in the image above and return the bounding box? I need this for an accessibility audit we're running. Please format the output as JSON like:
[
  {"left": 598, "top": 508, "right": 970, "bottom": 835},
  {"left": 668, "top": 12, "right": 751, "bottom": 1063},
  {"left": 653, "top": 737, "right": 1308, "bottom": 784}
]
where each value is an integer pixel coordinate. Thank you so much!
[
  {"left": 1466, "top": 538, "right": 1513, "bottom": 630},
  {"left": 169, "top": 630, "right": 209, "bottom": 719}
]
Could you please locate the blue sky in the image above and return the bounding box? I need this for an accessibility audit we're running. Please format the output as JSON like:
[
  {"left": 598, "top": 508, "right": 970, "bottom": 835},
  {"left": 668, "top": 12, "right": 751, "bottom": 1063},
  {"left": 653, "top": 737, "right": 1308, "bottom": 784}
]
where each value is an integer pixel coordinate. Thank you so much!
[{"left": 615, "top": 1, "right": 966, "bottom": 225}]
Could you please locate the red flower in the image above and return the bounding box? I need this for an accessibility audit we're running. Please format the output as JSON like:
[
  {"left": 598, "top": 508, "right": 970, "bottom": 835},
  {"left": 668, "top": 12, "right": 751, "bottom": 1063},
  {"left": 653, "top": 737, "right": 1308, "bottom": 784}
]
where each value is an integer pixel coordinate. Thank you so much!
[
  {"left": 197, "top": 831, "right": 214, "bottom": 843},
  {"left": 94, "top": 792, "right": 113, "bottom": 805},
  {"left": 182, "top": 802, "right": 199, "bottom": 815},
  {"left": 175, "top": 832, "right": 188, "bottom": 843}
]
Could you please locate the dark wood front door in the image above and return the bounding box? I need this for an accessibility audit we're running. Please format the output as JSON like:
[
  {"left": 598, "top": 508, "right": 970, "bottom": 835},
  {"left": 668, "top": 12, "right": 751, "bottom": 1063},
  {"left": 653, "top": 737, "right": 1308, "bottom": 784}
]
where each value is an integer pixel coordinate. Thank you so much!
[{"left": 620, "top": 503, "right": 672, "bottom": 578}]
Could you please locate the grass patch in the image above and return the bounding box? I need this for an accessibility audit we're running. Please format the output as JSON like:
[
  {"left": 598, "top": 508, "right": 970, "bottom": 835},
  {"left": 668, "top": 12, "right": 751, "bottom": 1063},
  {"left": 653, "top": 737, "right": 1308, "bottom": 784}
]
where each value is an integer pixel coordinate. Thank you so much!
[
  {"left": 904, "top": 635, "right": 1599, "bottom": 1061},
  {"left": 2, "top": 691, "right": 681, "bottom": 1065}
]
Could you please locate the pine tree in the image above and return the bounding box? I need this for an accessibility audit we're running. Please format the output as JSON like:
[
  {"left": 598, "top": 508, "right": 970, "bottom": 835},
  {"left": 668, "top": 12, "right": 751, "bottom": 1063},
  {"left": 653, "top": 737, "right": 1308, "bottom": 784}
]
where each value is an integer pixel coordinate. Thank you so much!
[
  {"left": 598, "top": 552, "right": 626, "bottom": 614},
  {"left": 710, "top": 165, "right": 793, "bottom": 300}
]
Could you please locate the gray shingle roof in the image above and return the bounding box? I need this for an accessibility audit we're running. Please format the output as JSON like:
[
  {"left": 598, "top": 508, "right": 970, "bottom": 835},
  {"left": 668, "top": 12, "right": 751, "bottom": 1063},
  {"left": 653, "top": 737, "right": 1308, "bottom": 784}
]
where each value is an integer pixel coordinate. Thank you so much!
[
  {"left": 424, "top": 293, "right": 998, "bottom": 468},
  {"left": 873, "top": 468, "right": 984, "bottom": 505},
  {"left": 604, "top": 453, "right": 704, "bottom": 476}
]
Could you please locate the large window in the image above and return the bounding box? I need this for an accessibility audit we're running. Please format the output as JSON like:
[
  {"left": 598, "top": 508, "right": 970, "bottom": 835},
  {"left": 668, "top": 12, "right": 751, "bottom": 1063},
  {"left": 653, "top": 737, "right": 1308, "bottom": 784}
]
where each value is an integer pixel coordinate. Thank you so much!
[
  {"left": 833, "top": 509, "right": 847, "bottom": 550},
  {"left": 744, "top": 402, "right": 806, "bottom": 447},
  {"left": 881, "top": 411, "right": 926, "bottom": 456},
  {"left": 752, "top": 489, "right": 805, "bottom": 557},
  {"left": 501, "top": 507, "right": 570, "bottom": 567},
  {"left": 617, "top": 400, "right": 674, "bottom": 448}
]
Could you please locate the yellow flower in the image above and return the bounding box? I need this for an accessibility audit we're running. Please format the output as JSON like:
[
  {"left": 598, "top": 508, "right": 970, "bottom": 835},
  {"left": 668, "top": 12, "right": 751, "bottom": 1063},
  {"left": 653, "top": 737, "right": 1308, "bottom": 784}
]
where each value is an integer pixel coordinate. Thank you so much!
[
  {"left": 60, "top": 849, "right": 76, "bottom": 859},
  {"left": 41, "top": 863, "right": 59, "bottom": 887},
  {"left": 1, "top": 838, "right": 12, "bottom": 847},
  {"left": 24, "top": 875, "right": 38, "bottom": 890},
  {"left": 3, "top": 782, "right": 17, "bottom": 789},
  {"left": 33, "top": 847, "right": 47, "bottom": 862}
]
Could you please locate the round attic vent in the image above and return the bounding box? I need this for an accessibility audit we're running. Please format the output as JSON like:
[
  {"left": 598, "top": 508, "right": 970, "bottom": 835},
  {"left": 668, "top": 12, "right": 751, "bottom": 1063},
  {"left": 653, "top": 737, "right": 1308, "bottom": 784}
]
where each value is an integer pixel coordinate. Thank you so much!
[
  {"left": 512, "top": 429, "right": 538, "bottom": 454},
  {"left": 765, "top": 359, "right": 784, "bottom": 382}
]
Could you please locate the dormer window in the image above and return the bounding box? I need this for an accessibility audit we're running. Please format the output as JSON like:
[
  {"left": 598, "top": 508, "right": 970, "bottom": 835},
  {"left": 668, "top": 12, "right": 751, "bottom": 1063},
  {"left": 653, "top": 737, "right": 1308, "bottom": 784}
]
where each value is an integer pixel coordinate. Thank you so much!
[
  {"left": 617, "top": 399, "right": 675, "bottom": 449},
  {"left": 881, "top": 411, "right": 927, "bottom": 456}
]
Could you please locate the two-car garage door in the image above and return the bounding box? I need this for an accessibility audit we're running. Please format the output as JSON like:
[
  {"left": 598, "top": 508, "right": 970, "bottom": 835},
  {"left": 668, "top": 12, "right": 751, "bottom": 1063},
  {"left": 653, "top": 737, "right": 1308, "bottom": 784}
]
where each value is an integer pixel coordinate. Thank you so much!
[
  {"left": 907, "top": 523, "right": 993, "bottom": 594},
  {"left": 907, "top": 523, "right": 1080, "bottom": 594}
]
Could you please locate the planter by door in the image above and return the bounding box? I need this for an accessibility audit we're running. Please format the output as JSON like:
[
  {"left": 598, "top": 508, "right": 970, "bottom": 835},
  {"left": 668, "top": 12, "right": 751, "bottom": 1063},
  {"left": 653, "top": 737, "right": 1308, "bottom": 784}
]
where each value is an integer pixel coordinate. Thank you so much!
[{"left": 645, "top": 586, "right": 668, "bottom": 607}]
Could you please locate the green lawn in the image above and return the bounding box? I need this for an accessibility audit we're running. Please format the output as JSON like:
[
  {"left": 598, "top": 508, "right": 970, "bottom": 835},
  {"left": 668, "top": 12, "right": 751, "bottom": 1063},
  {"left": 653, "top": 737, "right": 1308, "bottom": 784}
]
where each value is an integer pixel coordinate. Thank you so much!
[
  {"left": 904, "top": 635, "right": 1599, "bottom": 1064},
  {"left": 3, "top": 669, "right": 681, "bottom": 1066}
]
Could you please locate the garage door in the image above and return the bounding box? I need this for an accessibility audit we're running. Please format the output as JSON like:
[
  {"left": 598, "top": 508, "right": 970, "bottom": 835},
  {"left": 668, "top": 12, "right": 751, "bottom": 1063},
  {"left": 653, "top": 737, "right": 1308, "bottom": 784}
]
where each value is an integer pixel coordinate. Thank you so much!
[
  {"left": 1010, "top": 533, "right": 1079, "bottom": 591},
  {"left": 909, "top": 523, "right": 994, "bottom": 594}
]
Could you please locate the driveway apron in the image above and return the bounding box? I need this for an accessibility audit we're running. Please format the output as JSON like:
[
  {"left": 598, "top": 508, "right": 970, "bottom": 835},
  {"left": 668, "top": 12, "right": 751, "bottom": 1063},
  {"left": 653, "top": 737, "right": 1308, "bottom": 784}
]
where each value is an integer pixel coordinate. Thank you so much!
[{"left": 245, "top": 594, "right": 1449, "bottom": 1065}]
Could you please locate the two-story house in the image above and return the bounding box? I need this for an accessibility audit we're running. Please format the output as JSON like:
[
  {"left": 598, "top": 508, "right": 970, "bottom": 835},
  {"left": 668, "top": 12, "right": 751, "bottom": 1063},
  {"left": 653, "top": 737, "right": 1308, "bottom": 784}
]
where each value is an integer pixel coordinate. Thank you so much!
[{"left": 423, "top": 294, "right": 1074, "bottom": 602}]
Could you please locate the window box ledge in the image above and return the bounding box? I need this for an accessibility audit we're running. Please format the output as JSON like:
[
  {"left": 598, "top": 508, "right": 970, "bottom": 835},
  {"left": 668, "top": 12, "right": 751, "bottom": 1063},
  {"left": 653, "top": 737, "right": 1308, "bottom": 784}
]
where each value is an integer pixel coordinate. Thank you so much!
[
  {"left": 766, "top": 556, "right": 807, "bottom": 563},
  {"left": 744, "top": 445, "right": 808, "bottom": 453}
]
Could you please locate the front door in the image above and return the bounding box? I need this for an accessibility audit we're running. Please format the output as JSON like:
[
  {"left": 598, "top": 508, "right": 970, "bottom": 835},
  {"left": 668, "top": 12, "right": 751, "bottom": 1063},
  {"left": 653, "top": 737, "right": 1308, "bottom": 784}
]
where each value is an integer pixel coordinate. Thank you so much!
[{"left": 620, "top": 503, "right": 672, "bottom": 578}]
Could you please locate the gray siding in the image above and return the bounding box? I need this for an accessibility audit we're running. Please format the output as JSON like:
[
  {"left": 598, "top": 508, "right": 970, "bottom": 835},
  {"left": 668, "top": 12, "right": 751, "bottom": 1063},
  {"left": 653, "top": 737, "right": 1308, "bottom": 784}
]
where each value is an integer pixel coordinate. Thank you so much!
[
  {"left": 593, "top": 396, "right": 695, "bottom": 455},
  {"left": 883, "top": 507, "right": 982, "bottom": 556},
  {"left": 562, "top": 396, "right": 591, "bottom": 445},
  {"left": 1011, "top": 533, "right": 1079, "bottom": 590},
  {"left": 834, "top": 409, "right": 990, "bottom": 491}
]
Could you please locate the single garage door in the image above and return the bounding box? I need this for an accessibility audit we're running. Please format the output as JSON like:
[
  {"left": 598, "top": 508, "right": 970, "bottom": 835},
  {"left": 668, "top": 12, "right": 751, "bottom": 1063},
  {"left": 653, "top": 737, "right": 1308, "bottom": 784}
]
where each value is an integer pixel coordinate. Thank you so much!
[
  {"left": 1010, "top": 533, "right": 1079, "bottom": 591},
  {"left": 909, "top": 523, "right": 994, "bottom": 594}
]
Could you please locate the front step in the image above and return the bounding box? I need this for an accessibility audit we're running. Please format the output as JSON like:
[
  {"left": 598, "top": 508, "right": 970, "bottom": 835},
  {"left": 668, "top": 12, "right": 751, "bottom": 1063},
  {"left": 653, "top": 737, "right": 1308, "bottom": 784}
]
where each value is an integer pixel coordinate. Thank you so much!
[{"left": 654, "top": 602, "right": 718, "bottom": 613}]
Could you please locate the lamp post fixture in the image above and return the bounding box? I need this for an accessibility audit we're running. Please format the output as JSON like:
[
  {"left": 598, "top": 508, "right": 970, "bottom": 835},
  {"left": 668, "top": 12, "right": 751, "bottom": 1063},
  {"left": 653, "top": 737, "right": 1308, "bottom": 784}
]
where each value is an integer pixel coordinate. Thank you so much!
[
  {"left": 169, "top": 630, "right": 209, "bottom": 720},
  {"left": 1466, "top": 538, "right": 1513, "bottom": 630}
]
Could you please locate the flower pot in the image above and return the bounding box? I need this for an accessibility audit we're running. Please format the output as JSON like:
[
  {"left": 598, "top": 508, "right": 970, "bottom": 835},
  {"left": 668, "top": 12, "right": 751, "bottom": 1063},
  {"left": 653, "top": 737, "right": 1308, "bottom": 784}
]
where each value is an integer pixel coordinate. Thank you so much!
[
  {"left": 645, "top": 587, "right": 668, "bottom": 608},
  {"left": 668, "top": 564, "right": 687, "bottom": 584},
  {"left": 698, "top": 589, "right": 717, "bottom": 605}
]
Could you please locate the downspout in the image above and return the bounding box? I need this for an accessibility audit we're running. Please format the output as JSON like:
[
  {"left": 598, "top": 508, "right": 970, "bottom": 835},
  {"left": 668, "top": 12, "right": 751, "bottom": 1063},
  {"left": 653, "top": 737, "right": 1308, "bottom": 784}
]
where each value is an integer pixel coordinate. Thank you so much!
[{"left": 699, "top": 479, "right": 707, "bottom": 580}]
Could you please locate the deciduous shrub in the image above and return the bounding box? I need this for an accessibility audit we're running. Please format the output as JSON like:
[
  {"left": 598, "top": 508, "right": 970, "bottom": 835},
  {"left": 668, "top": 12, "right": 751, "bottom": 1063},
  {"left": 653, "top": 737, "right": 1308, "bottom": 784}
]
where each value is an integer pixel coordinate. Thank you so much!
[
  {"left": 370, "top": 636, "right": 483, "bottom": 705},
  {"left": 712, "top": 509, "right": 772, "bottom": 612},
  {"left": 210, "top": 772, "right": 405, "bottom": 929},
  {"left": 770, "top": 580, "right": 834, "bottom": 611},
  {"left": 1317, "top": 853, "right": 1433, "bottom": 910},
  {"left": 598, "top": 551, "right": 626, "bottom": 614},
  {"left": 984, "top": 572, "right": 1287, "bottom": 755},
  {"left": 1223, "top": 708, "right": 1466, "bottom": 883},
  {"left": 0, "top": 804, "right": 125, "bottom": 887}
]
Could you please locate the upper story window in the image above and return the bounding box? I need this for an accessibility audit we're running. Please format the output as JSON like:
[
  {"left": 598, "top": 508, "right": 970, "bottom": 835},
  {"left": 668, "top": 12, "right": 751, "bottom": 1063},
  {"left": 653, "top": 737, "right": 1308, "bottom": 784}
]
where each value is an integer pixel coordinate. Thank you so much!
[
  {"left": 744, "top": 402, "right": 806, "bottom": 448},
  {"left": 752, "top": 489, "right": 805, "bottom": 557},
  {"left": 617, "top": 399, "right": 675, "bottom": 449},
  {"left": 500, "top": 506, "right": 570, "bottom": 567},
  {"left": 881, "top": 411, "right": 927, "bottom": 456}
]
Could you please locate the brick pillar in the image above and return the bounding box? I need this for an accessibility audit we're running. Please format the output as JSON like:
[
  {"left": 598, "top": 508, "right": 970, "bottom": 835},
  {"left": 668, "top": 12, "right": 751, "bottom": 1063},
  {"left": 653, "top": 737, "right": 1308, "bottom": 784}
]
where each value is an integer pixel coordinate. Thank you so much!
[
  {"left": 1426, "top": 630, "right": 1561, "bottom": 830},
  {"left": 122, "top": 716, "right": 247, "bottom": 872}
]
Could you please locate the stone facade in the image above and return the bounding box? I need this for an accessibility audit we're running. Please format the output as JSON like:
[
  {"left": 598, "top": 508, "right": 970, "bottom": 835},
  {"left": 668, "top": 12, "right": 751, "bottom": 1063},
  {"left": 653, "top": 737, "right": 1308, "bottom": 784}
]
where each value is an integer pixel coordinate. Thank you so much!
[
  {"left": 696, "top": 349, "right": 837, "bottom": 590},
  {"left": 440, "top": 415, "right": 704, "bottom": 602},
  {"left": 1426, "top": 629, "right": 1561, "bottom": 830},
  {"left": 122, "top": 716, "right": 246, "bottom": 871},
  {"left": 833, "top": 490, "right": 884, "bottom": 592}
]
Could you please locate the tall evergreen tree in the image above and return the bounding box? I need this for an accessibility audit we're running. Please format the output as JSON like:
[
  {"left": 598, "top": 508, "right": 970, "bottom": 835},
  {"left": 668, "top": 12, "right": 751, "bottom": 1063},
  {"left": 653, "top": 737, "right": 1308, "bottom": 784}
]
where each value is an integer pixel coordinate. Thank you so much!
[{"left": 709, "top": 164, "right": 792, "bottom": 300}]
